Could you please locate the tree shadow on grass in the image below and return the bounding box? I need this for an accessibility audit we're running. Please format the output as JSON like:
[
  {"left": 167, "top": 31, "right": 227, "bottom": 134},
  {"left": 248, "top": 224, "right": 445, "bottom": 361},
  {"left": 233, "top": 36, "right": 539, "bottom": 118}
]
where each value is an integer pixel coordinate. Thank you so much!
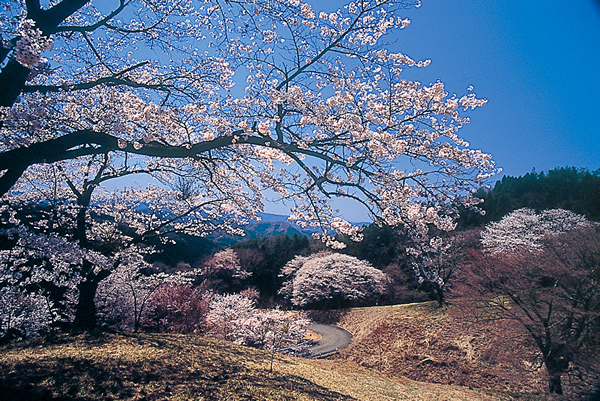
[{"left": 0, "top": 332, "right": 355, "bottom": 401}]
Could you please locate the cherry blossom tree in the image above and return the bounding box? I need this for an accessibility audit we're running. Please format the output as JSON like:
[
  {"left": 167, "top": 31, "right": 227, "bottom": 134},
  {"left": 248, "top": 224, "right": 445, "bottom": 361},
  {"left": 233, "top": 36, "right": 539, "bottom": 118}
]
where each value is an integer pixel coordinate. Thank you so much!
[
  {"left": 0, "top": 223, "right": 101, "bottom": 336},
  {"left": 481, "top": 208, "right": 591, "bottom": 254},
  {"left": 205, "top": 293, "right": 255, "bottom": 342},
  {"left": 241, "top": 307, "right": 311, "bottom": 372},
  {"left": 205, "top": 293, "right": 310, "bottom": 370},
  {"left": 460, "top": 210, "right": 600, "bottom": 396},
  {"left": 408, "top": 229, "right": 479, "bottom": 307},
  {"left": 1, "top": 0, "right": 497, "bottom": 243},
  {"left": 1, "top": 0, "right": 498, "bottom": 334},
  {"left": 200, "top": 248, "right": 252, "bottom": 294},
  {"left": 0, "top": 286, "right": 55, "bottom": 342},
  {"left": 279, "top": 251, "right": 387, "bottom": 308},
  {"left": 94, "top": 246, "right": 197, "bottom": 331}
]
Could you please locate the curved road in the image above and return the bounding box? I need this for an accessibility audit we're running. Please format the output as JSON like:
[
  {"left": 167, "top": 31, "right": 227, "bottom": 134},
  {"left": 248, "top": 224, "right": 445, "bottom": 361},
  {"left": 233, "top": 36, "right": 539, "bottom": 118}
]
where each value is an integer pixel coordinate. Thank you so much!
[{"left": 308, "top": 324, "right": 352, "bottom": 356}]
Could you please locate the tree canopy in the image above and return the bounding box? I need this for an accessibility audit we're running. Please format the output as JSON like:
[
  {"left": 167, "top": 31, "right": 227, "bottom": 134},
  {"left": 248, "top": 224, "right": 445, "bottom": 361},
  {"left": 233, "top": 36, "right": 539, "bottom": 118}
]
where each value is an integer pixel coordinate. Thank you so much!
[
  {"left": 457, "top": 167, "right": 600, "bottom": 228},
  {"left": 0, "top": 0, "right": 496, "bottom": 330},
  {"left": 1, "top": 0, "right": 496, "bottom": 237},
  {"left": 279, "top": 251, "right": 387, "bottom": 308}
]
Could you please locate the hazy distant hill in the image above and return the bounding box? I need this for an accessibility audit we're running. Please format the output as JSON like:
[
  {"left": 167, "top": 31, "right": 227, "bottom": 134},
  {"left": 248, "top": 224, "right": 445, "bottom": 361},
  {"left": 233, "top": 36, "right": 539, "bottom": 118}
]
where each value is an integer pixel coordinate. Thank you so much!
[
  {"left": 209, "top": 212, "right": 370, "bottom": 247},
  {"left": 208, "top": 213, "right": 316, "bottom": 246}
]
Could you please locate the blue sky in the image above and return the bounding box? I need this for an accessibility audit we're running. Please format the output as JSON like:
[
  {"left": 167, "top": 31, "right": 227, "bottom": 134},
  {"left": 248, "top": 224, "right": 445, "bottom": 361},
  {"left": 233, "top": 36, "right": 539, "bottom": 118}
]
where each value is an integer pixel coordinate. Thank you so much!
[
  {"left": 392, "top": 0, "right": 600, "bottom": 179},
  {"left": 266, "top": 1, "right": 600, "bottom": 220},
  {"left": 107, "top": 1, "right": 600, "bottom": 222},
  {"left": 276, "top": 0, "right": 600, "bottom": 222}
]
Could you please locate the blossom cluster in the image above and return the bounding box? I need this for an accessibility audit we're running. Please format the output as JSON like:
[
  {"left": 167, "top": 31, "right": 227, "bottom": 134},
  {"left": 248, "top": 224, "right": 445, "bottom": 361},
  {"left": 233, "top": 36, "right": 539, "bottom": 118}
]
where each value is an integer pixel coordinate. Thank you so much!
[
  {"left": 481, "top": 208, "right": 594, "bottom": 254},
  {"left": 279, "top": 252, "right": 387, "bottom": 307},
  {"left": 203, "top": 248, "right": 250, "bottom": 279},
  {"left": 12, "top": 19, "right": 53, "bottom": 68},
  {"left": 0, "top": 287, "right": 54, "bottom": 341},
  {"left": 0, "top": 0, "right": 497, "bottom": 245},
  {"left": 206, "top": 293, "right": 311, "bottom": 353},
  {"left": 0, "top": 226, "right": 92, "bottom": 339}
]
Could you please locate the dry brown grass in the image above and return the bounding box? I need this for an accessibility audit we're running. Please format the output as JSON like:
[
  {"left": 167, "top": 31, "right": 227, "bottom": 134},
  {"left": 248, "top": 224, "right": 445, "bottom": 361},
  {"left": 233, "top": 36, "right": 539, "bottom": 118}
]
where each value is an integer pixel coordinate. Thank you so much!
[
  {"left": 0, "top": 328, "right": 554, "bottom": 400},
  {"left": 304, "top": 329, "right": 323, "bottom": 342},
  {"left": 0, "top": 332, "right": 348, "bottom": 400},
  {"left": 310, "top": 303, "right": 565, "bottom": 399}
]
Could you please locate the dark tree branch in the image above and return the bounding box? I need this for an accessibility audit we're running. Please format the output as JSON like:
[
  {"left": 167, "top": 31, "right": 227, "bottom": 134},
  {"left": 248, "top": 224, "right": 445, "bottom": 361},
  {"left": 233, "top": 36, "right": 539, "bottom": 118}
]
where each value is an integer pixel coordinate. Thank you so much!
[
  {"left": 1, "top": 0, "right": 90, "bottom": 108},
  {"left": 28, "top": 0, "right": 91, "bottom": 35}
]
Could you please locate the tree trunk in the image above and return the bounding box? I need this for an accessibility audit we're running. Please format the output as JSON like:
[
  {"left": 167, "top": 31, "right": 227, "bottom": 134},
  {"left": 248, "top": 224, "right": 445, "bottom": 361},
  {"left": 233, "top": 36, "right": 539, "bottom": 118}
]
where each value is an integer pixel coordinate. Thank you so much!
[
  {"left": 72, "top": 269, "right": 110, "bottom": 330},
  {"left": 548, "top": 373, "right": 563, "bottom": 395},
  {"left": 545, "top": 350, "right": 569, "bottom": 395},
  {"left": 434, "top": 284, "right": 446, "bottom": 308},
  {"left": 73, "top": 277, "right": 100, "bottom": 330}
]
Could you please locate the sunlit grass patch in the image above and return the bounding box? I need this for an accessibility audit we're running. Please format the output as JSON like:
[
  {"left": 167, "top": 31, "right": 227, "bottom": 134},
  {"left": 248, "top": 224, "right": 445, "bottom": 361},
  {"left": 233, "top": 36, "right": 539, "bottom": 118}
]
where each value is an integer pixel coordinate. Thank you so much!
[
  {"left": 0, "top": 331, "right": 349, "bottom": 400},
  {"left": 326, "top": 303, "right": 556, "bottom": 399}
]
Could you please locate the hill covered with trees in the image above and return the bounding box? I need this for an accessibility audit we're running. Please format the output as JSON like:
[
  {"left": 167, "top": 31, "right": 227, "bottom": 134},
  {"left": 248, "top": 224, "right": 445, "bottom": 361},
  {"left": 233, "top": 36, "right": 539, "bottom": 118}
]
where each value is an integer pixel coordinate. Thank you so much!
[{"left": 458, "top": 167, "right": 600, "bottom": 228}]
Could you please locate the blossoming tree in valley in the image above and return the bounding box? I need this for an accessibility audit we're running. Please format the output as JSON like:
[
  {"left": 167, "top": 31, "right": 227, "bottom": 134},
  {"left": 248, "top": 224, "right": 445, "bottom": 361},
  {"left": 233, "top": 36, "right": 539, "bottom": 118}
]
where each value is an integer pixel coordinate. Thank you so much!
[
  {"left": 279, "top": 252, "right": 387, "bottom": 308},
  {"left": 206, "top": 293, "right": 310, "bottom": 371},
  {"left": 1, "top": 0, "right": 497, "bottom": 331},
  {"left": 200, "top": 248, "right": 252, "bottom": 294}
]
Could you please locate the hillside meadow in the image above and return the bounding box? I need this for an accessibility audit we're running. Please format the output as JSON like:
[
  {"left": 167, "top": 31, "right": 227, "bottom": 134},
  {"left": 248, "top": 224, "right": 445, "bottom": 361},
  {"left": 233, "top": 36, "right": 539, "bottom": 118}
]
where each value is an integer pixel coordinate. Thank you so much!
[
  {"left": 312, "top": 302, "right": 592, "bottom": 399},
  {"left": 0, "top": 303, "right": 567, "bottom": 401}
]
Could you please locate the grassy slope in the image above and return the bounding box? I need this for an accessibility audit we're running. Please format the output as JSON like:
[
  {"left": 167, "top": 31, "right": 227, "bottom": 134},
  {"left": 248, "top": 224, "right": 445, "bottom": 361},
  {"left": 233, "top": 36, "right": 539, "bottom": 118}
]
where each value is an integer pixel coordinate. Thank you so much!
[
  {"left": 0, "top": 327, "right": 552, "bottom": 401},
  {"left": 311, "top": 302, "right": 562, "bottom": 398}
]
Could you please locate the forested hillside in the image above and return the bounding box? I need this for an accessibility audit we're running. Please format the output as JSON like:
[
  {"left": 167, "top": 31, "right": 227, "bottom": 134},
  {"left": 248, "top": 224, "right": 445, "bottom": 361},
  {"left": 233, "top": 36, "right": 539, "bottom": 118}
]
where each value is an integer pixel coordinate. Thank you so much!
[{"left": 458, "top": 167, "right": 600, "bottom": 228}]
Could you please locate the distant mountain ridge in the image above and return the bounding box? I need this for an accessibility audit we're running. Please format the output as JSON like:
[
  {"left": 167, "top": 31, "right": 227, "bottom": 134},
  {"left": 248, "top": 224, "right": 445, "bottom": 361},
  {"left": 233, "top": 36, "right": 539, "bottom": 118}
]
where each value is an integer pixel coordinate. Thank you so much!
[
  {"left": 255, "top": 212, "right": 371, "bottom": 233},
  {"left": 208, "top": 212, "right": 371, "bottom": 246}
]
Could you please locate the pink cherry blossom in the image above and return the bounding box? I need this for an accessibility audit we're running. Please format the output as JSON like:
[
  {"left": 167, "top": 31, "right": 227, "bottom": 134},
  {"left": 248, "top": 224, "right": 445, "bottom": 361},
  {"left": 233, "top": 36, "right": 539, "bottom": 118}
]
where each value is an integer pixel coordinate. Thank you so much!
[{"left": 279, "top": 252, "right": 387, "bottom": 307}]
